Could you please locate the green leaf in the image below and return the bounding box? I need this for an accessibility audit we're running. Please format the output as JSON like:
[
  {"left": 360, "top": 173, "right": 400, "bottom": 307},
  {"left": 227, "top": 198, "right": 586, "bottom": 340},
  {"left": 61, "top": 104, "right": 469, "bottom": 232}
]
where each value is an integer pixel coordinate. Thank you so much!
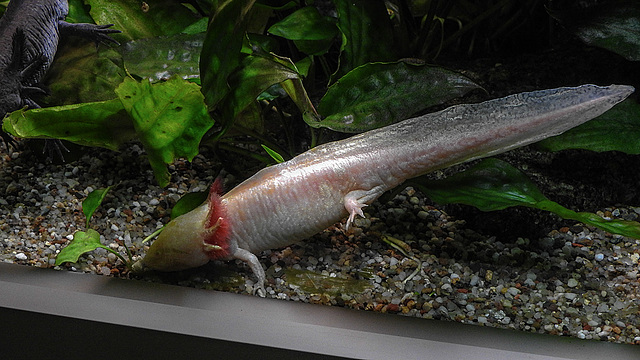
[
  {"left": 267, "top": 7, "right": 338, "bottom": 55},
  {"left": 55, "top": 229, "right": 109, "bottom": 266},
  {"left": 171, "top": 191, "right": 208, "bottom": 219},
  {"left": 115, "top": 78, "right": 213, "bottom": 187},
  {"left": 222, "top": 53, "right": 302, "bottom": 122},
  {"left": 316, "top": 61, "right": 481, "bottom": 132},
  {"left": 83, "top": 186, "right": 113, "bottom": 228},
  {"left": 412, "top": 158, "right": 640, "bottom": 239},
  {"left": 537, "top": 98, "right": 640, "bottom": 154},
  {"left": 87, "top": 0, "right": 200, "bottom": 41},
  {"left": 67, "top": 0, "right": 96, "bottom": 24},
  {"left": 268, "top": 6, "right": 338, "bottom": 40},
  {"left": 117, "top": 33, "right": 205, "bottom": 81},
  {"left": 44, "top": 45, "right": 125, "bottom": 105},
  {"left": 261, "top": 144, "right": 284, "bottom": 163},
  {"left": 182, "top": 17, "right": 209, "bottom": 34},
  {"left": 549, "top": 1, "right": 640, "bottom": 61},
  {"left": 332, "top": 0, "right": 398, "bottom": 81},
  {"left": 2, "top": 100, "right": 135, "bottom": 150},
  {"left": 200, "top": 0, "right": 258, "bottom": 110}
]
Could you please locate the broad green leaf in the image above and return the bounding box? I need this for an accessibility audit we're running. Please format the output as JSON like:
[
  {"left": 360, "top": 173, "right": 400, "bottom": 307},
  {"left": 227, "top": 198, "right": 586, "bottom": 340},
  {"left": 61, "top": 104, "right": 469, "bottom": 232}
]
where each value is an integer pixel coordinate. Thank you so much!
[
  {"left": 281, "top": 78, "right": 321, "bottom": 125},
  {"left": 171, "top": 191, "right": 208, "bottom": 219},
  {"left": 222, "top": 53, "right": 301, "bottom": 122},
  {"left": 117, "top": 33, "right": 205, "bottom": 81},
  {"left": 87, "top": 0, "right": 199, "bottom": 41},
  {"left": 261, "top": 144, "right": 284, "bottom": 163},
  {"left": 67, "top": 0, "right": 96, "bottom": 24},
  {"left": 316, "top": 61, "right": 480, "bottom": 132},
  {"left": 44, "top": 45, "right": 125, "bottom": 105},
  {"left": 182, "top": 17, "right": 209, "bottom": 34},
  {"left": 256, "top": 0, "right": 297, "bottom": 10},
  {"left": 200, "top": 0, "right": 258, "bottom": 110},
  {"left": 55, "top": 229, "right": 110, "bottom": 265},
  {"left": 115, "top": 78, "right": 213, "bottom": 187},
  {"left": 2, "top": 100, "right": 135, "bottom": 150},
  {"left": 549, "top": 1, "right": 640, "bottom": 61},
  {"left": 413, "top": 158, "right": 640, "bottom": 239},
  {"left": 332, "top": 0, "right": 397, "bottom": 81},
  {"left": 268, "top": 6, "right": 338, "bottom": 41},
  {"left": 83, "top": 186, "right": 113, "bottom": 228},
  {"left": 538, "top": 99, "right": 640, "bottom": 154}
]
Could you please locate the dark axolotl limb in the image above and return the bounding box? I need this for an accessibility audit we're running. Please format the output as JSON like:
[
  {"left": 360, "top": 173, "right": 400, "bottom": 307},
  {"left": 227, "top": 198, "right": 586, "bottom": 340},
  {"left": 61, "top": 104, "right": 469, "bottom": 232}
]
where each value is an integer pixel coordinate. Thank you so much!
[{"left": 0, "top": 0, "right": 121, "bottom": 159}]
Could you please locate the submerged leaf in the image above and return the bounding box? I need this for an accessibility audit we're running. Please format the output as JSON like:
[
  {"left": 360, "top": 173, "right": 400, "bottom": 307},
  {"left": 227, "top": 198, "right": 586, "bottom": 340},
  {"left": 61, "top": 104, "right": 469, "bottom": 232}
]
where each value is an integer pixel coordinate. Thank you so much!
[
  {"left": 2, "top": 100, "right": 135, "bottom": 150},
  {"left": 44, "top": 45, "right": 125, "bottom": 105},
  {"left": 317, "top": 61, "right": 480, "bottom": 132},
  {"left": 538, "top": 98, "right": 640, "bottom": 154},
  {"left": 200, "top": 0, "right": 258, "bottom": 110},
  {"left": 413, "top": 158, "right": 640, "bottom": 239},
  {"left": 549, "top": 0, "right": 640, "bottom": 61},
  {"left": 87, "top": 0, "right": 199, "bottom": 41},
  {"left": 117, "top": 33, "right": 205, "bottom": 81},
  {"left": 55, "top": 229, "right": 107, "bottom": 265},
  {"left": 115, "top": 78, "right": 213, "bottom": 187},
  {"left": 83, "top": 186, "right": 113, "bottom": 228},
  {"left": 332, "top": 0, "right": 398, "bottom": 81},
  {"left": 268, "top": 6, "right": 338, "bottom": 41},
  {"left": 171, "top": 191, "right": 208, "bottom": 219}
]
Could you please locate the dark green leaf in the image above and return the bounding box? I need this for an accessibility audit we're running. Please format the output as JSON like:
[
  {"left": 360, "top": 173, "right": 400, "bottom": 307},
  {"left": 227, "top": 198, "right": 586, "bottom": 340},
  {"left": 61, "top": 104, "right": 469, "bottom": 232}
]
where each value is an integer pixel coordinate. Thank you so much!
[
  {"left": 87, "top": 0, "right": 200, "bottom": 41},
  {"left": 317, "top": 61, "right": 481, "bottom": 132},
  {"left": 171, "top": 191, "right": 208, "bottom": 219},
  {"left": 117, "top": 33, "right": 205, "bottom": 81},
  {"left": 413, "top": 158, "right": 546, "bottom": 212},
  {"left": 256, "top": 0, "right": 297, "bottom": 10},
  {"left": 83, "top": 186, "right": 113, "bottom": 228},
  {"left": 200, "top": 0, "right": 258, "bottom": 110},
  {"left": 182, "top": 17, "right": 209, "bottom": 34},
  {"left": 268, "top": 6, "right": 338, "bottom": 41},
  {"left": 223, "top": 53, "right": 301, "bottom": 122},
  {"left": 67, "top": 0, "right": 96, "bottom": 24},
  {"left": 2, "top": 100, "right": 135, "bottom": 150},
  {"left": 55, "top": 229, "right": 108, "bottom": 266},
  {"left": 115, "top": 78, "right": 213, "bottom": 187},
  {"left": 549, "top": 0, "right": 640, "bottom": 61},
  {"left": 413, "top": 158, "right": 640, "bottom": 239},
  {"left": 261, "top": 144, "right": 284, "bottom": 163},
  {"left": 332, "top": 0, "right": 397, "bottom": 81},
  {"left": 538, "top": 99, "right": 640, "bottom": 154},
  {"left": 44, "top": 45, "right": 125, "bottom": 105}
]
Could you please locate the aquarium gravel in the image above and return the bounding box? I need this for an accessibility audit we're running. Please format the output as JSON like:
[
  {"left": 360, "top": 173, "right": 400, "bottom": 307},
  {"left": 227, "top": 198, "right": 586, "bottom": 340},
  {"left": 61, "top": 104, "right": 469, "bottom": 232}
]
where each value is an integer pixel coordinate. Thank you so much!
[{"left": 0, "top": 143, "right": 638, "bottom": 345}]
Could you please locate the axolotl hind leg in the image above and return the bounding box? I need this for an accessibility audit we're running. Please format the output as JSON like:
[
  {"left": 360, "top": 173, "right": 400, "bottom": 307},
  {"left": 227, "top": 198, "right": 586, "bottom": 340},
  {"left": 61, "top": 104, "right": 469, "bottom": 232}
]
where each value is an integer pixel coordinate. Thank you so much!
[{"left": 343, "top": 185, "right": 387, "bottom": 229}]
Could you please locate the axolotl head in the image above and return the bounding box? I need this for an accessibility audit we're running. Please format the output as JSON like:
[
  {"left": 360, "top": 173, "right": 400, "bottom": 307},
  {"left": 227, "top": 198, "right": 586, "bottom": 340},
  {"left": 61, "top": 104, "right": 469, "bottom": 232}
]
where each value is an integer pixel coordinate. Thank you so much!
[{"left": 132, "top": 181, "right": 234, "bottom": 273}]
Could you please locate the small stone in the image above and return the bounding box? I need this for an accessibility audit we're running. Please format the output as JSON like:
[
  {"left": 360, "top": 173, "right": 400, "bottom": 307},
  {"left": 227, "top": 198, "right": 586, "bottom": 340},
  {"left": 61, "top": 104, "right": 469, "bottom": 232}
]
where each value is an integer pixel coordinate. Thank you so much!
[
  {"left": 15, "top": 253, "right": 27, "bottom": 260},
  {"left": 567, "top": 278, "right": 579, "bottom": 288}
]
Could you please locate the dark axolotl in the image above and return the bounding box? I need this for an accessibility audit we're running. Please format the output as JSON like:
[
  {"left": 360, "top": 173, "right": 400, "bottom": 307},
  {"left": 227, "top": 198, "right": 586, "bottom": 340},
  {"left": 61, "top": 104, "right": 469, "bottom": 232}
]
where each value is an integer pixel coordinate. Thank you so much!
[
  {"left": 0, "top": 0, "right": 120, "bottom": 151},
  {"left": 132, "top": 84, "right": 634, "bottom": 296}
]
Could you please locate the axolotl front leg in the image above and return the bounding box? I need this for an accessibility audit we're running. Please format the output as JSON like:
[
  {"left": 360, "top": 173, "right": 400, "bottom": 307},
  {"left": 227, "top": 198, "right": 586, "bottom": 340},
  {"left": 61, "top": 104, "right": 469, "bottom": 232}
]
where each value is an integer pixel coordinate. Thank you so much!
[{"left": 133, "top": 84, "right": 635, "bottom": 295}]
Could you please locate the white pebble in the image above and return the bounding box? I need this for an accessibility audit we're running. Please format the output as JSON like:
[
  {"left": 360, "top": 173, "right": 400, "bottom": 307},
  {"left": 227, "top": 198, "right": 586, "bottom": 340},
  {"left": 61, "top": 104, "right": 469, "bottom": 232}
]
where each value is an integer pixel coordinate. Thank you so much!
[
  {"left": 15, "top": 253, "right": 27, "bottom": 260},
  {"left": 594, "top": 253, "right": 604, "bottom": 261}
]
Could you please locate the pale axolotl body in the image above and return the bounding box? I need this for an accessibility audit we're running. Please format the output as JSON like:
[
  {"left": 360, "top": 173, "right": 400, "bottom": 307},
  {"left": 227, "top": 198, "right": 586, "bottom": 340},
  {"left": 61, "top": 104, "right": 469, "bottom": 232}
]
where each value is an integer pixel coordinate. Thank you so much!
[{"left": 132, "top": 84, "right": 634, "bottom": 294}]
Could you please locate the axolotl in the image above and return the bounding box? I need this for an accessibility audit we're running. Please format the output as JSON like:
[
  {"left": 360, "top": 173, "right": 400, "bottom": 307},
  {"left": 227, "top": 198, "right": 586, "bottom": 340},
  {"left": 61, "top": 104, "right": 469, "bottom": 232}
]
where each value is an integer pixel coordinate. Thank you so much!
[{"left": 132, "top": 84, "right": 635, "bottom": 295}]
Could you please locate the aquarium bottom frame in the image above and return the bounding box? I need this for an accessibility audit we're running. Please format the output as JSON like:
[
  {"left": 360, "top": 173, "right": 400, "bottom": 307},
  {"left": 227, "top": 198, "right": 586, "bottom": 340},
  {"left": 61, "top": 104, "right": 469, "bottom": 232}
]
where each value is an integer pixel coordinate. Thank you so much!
[{"left": 0, "top": 263, "right": 638, "bottom": 359}]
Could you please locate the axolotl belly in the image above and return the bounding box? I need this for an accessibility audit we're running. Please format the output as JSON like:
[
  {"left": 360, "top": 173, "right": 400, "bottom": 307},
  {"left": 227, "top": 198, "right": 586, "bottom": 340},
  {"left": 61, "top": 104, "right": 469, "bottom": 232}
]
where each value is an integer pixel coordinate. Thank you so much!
[{"left": 132, "top": 84, "right": 634, "bottom": 294}]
